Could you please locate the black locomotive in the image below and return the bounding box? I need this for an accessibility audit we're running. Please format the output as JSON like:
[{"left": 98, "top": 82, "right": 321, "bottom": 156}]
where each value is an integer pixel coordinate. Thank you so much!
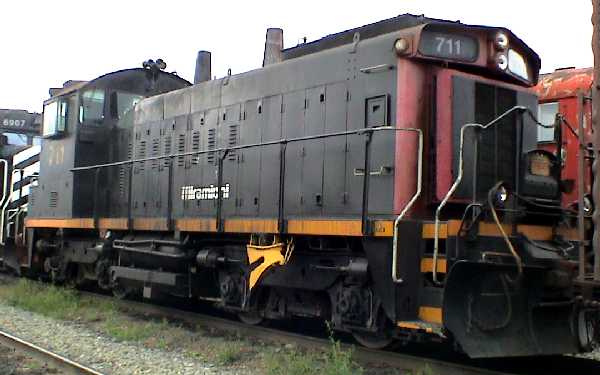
[{"left": 3, "top": 15, "right": 600, "bottom": 358}]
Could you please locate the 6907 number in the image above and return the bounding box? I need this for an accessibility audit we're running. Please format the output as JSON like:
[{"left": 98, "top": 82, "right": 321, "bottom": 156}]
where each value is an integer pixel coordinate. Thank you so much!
[{"left": 2, "top": 119, "right": 26, "bottom": 127}]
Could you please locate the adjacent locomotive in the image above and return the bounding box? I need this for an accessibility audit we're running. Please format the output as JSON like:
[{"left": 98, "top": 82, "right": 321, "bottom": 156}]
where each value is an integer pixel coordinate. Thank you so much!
[
  {"left": 5, "top": 15, "right": 600, "bottom": 358},
  {"left": 534, "top": 67, "right": 593, "bottom": 209}
]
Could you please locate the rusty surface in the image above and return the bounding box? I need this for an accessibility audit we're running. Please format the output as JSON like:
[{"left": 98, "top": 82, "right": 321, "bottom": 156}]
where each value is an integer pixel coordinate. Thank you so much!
[
  {"left": 592, "top": 0, "right": 600, "bottom": 280},
  {"left": 535, "top": 67, "right": 593, "bottom": 101}
]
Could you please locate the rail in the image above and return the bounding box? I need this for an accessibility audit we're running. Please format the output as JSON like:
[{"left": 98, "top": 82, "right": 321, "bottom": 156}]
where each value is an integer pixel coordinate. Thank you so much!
[{"left": 0, "top": 329, "right": 103, "bottom": 375}]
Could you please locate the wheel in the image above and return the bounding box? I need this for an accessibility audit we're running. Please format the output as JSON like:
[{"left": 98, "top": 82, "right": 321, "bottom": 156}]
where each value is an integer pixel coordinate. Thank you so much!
[
  {"left": 238, "top": 311, "right": 264, "bottom": 325},
  {"left": 352, "top": 306, "right": 394, "bottom": 349},
  {"left": 352, "top": 330, "right": 393, "bottom": 349}
]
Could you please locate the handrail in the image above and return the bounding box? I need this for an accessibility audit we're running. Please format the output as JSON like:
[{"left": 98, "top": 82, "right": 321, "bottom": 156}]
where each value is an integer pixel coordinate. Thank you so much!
[
  {"left": 0, "top": 169, "right": 21, "bottom": 245},
  {"left": 0, "top": 159, "right": 8, "bottom": 244},
  {"left": 391, "top": 128, "right": 423, "bottom": 283},
  {"left": 71, "top": 126, "right": 400, "bottom": 172},
  {"left": 431, "top": 106, "right": 554, "bottom": 285}
]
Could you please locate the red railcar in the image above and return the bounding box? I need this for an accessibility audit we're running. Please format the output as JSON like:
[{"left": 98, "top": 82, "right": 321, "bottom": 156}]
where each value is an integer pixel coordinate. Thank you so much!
[{"left": 534, "top": 67, "right": 593, "bottom": 208}]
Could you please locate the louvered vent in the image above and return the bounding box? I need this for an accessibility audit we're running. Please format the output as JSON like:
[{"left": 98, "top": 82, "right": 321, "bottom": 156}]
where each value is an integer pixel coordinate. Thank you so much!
[
  {"left": 228, "top": 125, "right": 238, "bottom": 161},
  {"left": 49, "top": 191, "right": 58, "bottom": 208},
  {"left": 137, "top": 140, "right": 146, "bottom": 173},
  {"left": 191, "top": 131, "right": 201, "bottom": 165},
  {"left": 177, "top": 134, "right": 186, "bottom": 167},
  {"left": 151, "top": 138, "right": 159, "bottom": 169},
  {"left": 207, "top": 128, "right": 216, "bottom": 165},
  {"left": 163, "top": 136, "right": 172, "bottom": 167}
]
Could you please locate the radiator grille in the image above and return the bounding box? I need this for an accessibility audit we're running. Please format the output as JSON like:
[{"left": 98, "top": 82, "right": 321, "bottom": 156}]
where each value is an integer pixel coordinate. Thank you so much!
[{"left": 475, "top": 83, "right": 517, "bottom": 199}]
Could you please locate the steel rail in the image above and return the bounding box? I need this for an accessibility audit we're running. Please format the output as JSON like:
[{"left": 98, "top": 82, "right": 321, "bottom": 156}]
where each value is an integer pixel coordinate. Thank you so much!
[{"left": 0, "top": 329, "right": 103, "bottom": 375}]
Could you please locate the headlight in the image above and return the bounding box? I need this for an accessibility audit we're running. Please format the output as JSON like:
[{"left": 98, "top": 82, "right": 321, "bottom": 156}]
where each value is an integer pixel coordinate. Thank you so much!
[
  {"left": 496, "top": 53, "right": 508, "bottom": 70},
  {"left": 508, "top": 49, "right": 529, "bottom": 81},
  {"left": 496, "top": 185, "right": 508, "bottom": 203},
  {"left": 529, "top": 152, "right": 552, "bottom": 177}
]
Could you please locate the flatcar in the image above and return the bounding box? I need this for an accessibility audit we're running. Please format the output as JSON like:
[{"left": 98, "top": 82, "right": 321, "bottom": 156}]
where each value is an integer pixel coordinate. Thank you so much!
[{"left": 4, "top": 14, "right": 600, "bottom": 358}]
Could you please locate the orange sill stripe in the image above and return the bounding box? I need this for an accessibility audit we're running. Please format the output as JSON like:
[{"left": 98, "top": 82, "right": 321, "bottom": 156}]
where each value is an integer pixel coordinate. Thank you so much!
[
  {"left": 418, "top": 306, "right": 443, "bottom": 324},
  {"left": 420, "top": 258, "right": 447, "bottom": 273}
]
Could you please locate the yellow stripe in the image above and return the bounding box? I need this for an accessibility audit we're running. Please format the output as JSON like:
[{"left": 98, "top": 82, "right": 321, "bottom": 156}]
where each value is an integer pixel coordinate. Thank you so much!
[
  {"left": 132, "top": 218, "right": 169, "bottom": 231},
  {"left": 176, "top": 218, "right": 217, "bottom": 232},
  {"left": 419, "top": 306, "right": 443, "bottom": 324},
  {"left": 420, "top": 258, "right": 447, "bottom": 273},
  {"left": 287, "top": 220, "right": 363, "bottom": 236},
  {"left": 224, "top": 219, "right": 278, "bottom": 233},
  {"left": 97, "top": 218, "right": 129, "bottom": 230},
  {"left": 24, "top": 218, "right": 95, "bottom": 229}
]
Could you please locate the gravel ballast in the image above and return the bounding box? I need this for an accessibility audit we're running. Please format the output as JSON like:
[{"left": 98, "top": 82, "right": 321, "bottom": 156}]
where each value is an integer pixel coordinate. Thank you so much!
[{"left": 0, "top": 303, "right": 242, "bottom": 375}]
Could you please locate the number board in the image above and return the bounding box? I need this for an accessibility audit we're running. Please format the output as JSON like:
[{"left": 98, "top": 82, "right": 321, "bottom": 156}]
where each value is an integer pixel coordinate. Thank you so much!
[
  {"left": 0, "top": 110, "right": 39, "bottom": 134},
  {"left": 419, "top": 31, "right": 478, "bottom": 62}
]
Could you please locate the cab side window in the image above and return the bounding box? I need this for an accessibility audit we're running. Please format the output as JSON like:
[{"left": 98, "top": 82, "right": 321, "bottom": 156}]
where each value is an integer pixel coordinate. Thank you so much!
[
  {"left": 537, "top": 102, "right": 558, "bottom": 143},
  {"left": 42, "top": 99, "right": 68, "bottom": 137},
  {"left": 79, "top": 89, "right": 105, "bottom": 124},
  {"left": 114, "top": 92, "right": 143, "bottom": 120}
]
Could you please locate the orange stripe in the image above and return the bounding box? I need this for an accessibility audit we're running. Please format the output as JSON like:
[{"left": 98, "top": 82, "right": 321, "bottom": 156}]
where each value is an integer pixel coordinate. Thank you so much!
[
  {"left": 419, "top": 306, "right": 443, "bottom": 324},
  {"left": 224, "top": 219, "right": 278, "bottom": 233},
  {"left": 98, "top": 218, "right": 129, "bottom": 230},
  {"left": 420, "top": 258, "right": 447, "bottom": 273},
  {"left": 287, "top": 219, "right": 363, "bottom": 236},
  {"left": 132, "top": 218, "right": 169, "bottom": 231},
  {"left": 24, "top": 218, "right": 95, "bottom": 229},
  {"left": 175, "top": 218, "right": 217, "bottom": 232},
  {"left": 424, "top": 220, "right": 579, "bottom": 242},
  {"left": 422, "top": 223, "right": 448, "bottom": 239}
]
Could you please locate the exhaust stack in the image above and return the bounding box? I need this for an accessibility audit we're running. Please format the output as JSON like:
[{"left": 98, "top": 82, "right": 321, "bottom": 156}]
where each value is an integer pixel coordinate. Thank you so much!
[
  {"left": 263, "top": 28, "right": 283, "bottom": 67},
  {"left": 194, "top": 51, "right": 212, "bottom": 84}
]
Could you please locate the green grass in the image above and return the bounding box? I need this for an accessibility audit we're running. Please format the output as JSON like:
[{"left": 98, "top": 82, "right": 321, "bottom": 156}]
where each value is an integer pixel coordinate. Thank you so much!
[
  {"left": 103, "top": 318, "right": 161, "bottom": 342},
  {"left": 214, "top": 340, "right": 243, "bottom": 365},
  {"left": 0, "top": 279, "right": 115, "bottom": 321},
  {"left": 264, "top": 336, "right": 363, "bottom": 375}
]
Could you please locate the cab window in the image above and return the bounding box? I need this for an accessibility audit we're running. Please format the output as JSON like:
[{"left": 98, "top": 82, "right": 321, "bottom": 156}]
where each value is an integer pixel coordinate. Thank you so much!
[
  {"left": 115, "top": 92, "right": 143, "bottom": 119},
  {"left": 42, "top": 100, "right": 68, "bottom": 137},
  {"left": 79, "top": 89, "right": 105, "bottom": 124},
  {"left": 537, "top": 102, "right": 558, "bottom": 143}
]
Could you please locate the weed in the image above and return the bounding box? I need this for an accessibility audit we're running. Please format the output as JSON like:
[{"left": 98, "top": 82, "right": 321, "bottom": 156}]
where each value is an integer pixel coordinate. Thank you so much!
[
  {"left": 215, "top": 341, "right": 242, "bottom": 365},
  {"left": 264, "top": 334, "right": 362, "bottom": 375}
]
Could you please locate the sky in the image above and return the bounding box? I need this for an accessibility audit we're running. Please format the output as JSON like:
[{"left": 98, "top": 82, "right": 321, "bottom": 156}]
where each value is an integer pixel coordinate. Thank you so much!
[{"left": 0, "top": 0, "right": 593, "bottom": 112}]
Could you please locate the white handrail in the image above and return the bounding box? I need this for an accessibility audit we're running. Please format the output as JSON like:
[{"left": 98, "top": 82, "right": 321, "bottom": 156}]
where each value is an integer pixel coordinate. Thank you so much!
[{"left": 392, "top": 128, "right": 423, "bottom": 283}]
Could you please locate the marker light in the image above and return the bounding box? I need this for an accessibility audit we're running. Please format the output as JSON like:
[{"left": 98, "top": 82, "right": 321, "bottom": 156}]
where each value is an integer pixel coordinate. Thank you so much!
[
  {"left": 496, "top": 53, "right": 508, "bottom": 70},
  {"left": 495, "top": 32, "right": 509, "bottom": 50},
  {"left": 394, "top": 38, "right": 410, "bottom": 55}
]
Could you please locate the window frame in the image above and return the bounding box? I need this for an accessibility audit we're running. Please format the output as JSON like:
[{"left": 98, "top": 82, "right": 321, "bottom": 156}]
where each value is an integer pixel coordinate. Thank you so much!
[
  {"left": 537, "top": 101, "right": 559, "bottom": 143},
  {"left": 42, "top": 99, "right": 68, "bottom": 138}
]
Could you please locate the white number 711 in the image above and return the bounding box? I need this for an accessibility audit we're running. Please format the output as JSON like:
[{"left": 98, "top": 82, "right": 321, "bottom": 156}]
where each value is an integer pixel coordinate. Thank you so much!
[{"left": 435, "top": 36, "right": 462, "bottom": 56}]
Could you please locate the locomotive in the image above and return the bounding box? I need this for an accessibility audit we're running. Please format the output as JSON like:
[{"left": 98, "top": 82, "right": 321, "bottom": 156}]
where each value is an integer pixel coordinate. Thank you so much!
[
  {"left": 534, "top": 67, "right": 593, "bottom": 209},
  {"left": 2, "top": 14, "right": 600, "bottom": 358}
]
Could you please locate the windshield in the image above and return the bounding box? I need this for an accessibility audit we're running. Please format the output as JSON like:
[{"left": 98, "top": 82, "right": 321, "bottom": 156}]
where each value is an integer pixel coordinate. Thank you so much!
[{"left": 80, "top": 89, "right": 105, "bottom": 124}]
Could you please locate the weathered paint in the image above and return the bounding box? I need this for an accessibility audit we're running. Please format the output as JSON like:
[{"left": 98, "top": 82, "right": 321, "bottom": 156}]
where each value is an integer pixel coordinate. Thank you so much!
[{"left": 534, "top": 68, "right": 593, "bottom": 206}]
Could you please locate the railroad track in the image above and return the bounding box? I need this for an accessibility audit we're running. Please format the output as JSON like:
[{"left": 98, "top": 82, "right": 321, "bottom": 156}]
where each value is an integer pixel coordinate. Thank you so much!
[
  {"left": 0, "top": 328, "right": 103, "bottom": 375},
  {"left": 2, "top": 274, "right": 599, "bottom": 374},
  {"left": 85, "top": 291, "right": 506, "bottom": 375}
]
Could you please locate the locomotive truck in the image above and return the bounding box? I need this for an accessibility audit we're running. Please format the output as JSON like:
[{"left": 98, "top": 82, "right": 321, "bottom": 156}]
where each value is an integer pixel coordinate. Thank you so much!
[{"left": 2, "top": 14, "right": 600, "bottom": 358}]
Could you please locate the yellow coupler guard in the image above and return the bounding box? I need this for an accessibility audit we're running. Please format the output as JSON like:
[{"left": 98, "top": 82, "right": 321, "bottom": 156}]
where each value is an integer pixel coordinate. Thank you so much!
[{"left": 246, "top": 237, "right": 294, "bottom": 290}]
